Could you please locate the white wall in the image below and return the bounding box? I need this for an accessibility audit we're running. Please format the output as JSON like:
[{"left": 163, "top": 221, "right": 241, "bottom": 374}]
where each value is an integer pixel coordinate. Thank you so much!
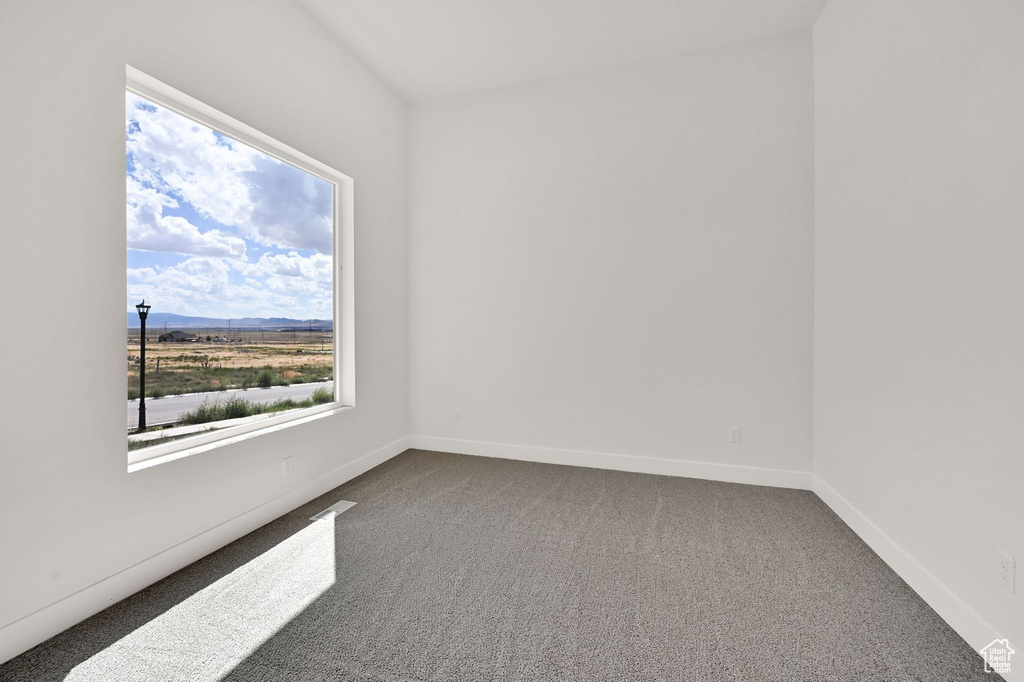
[
  {"left": 0, "top": 0, "right": 408, "bottom": 660},
  {"left": 814, "top": 0, "right": 1024, "bottom": 653},
  {"left": 410, "top": 34, "right": 815, "bottom": 481}
]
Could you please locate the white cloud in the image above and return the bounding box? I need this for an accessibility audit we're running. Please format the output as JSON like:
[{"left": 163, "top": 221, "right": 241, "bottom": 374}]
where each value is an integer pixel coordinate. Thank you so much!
[
  {"left": 245, "top": 156, "right": 333, "bottom": 254},
  {"left": 240, "top": 251, "right": 333, "bottom": 297},
  {"left": 127, "top": 177, "right": 247, "bottom": 258},
  {"left": 127, "top": 94, "right": 256, "bottom": 229},
  {"left": 129, "top": 214, "right": 247, "bottom": 259},
  {"left": 127, "top": 258, "right": 234, "bottom": 316},
  {"left": 126, "top": 266, "right": 158, "bottom": 283},
  {"left": 127, "top": 256, "right": 329, "bottom": 319},
  {"left": 126, "top": 93, "right": 333, "bottom": 254}
]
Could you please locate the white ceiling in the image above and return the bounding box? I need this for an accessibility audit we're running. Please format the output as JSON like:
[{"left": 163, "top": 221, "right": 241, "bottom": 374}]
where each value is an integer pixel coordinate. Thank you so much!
[{"left": 298, "top": 0, "right": 829, "bottom": 101}]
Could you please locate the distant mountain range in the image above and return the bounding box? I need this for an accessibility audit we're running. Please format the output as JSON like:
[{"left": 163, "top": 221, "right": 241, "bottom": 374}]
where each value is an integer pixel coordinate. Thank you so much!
[{"left": 127, "top": 312, "right": 332, "bottom": 330}]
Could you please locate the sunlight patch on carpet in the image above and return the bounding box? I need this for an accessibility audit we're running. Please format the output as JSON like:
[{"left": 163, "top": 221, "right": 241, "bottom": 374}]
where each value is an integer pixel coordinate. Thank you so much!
[{"left": 64, "top": 520, "right": 336, "bottom": 682}]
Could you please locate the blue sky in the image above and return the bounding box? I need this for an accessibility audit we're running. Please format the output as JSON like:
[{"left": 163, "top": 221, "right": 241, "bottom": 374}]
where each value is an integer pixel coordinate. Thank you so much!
[{"left": 126, "top": 92, "right": 333, "bottom": 320}]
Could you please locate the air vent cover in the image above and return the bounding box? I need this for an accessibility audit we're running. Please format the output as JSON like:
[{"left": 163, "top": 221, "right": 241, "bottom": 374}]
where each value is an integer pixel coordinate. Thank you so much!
[{"left": 310, "top": 500, "right": 356, "bottom": 521}]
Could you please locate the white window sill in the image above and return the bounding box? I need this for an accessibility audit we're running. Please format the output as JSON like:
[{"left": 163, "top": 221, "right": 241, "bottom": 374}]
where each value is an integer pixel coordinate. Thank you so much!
[{"left": 127, "top": 402, "right": 352, "bottom": 472}]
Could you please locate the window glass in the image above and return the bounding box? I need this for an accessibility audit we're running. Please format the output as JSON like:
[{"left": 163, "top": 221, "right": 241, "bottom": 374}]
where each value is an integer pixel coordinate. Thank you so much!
[{"left": 126, "top": 91, "right": 335, "bottom": 454}]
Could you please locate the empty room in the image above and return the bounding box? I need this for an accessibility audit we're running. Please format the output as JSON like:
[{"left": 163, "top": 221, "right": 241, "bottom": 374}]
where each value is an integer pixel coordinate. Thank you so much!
[{"left": 0, "top": 0, "right": 1020, "bottom": 680}]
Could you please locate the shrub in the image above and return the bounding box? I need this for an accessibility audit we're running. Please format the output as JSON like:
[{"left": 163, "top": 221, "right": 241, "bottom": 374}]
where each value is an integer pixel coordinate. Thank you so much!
[
  {"left": 127, "top": 387, "right": 140, "bottom": 401},
  {"left": 268, "top": 398, "right": 298, "bottom": 412},
  {"left": 256, "top": 369, "right": 274, "bottom": 388},
  {"left": 174, "top": 385, "right": 330, "bottom": 427},
  {"left": 311, "top": 387, "right": 333, "bottom": 404},
  {"left": 148, "top": 387, "right": 166, "bottom": 399},
  {"left": 222, "top": 395, "right": 254, "bottom": 420},
  {"left": 179, "top": 397, "right": 220, "bottom": 425}
]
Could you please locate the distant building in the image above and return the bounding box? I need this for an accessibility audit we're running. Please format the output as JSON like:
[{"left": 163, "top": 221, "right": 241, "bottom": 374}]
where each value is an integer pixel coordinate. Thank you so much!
[{"left": 158, "top": 330, "right": 199, "bottom": 342}]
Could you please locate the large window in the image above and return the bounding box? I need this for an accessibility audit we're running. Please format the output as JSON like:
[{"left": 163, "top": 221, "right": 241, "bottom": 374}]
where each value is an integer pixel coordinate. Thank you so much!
[{"left": 126, "top": 67, "right": 353, "bottom": 469}]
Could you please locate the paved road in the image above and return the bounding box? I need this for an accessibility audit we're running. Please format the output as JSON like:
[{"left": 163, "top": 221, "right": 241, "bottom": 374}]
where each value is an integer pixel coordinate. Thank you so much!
[{"left": 128, "top": 381, "right": 334, "bottom": 429}]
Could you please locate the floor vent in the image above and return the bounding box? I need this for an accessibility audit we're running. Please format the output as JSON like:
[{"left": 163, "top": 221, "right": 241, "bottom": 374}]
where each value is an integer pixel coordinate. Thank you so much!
[{"left": 310, "top": 500, "right": 356, "bottom": 522}]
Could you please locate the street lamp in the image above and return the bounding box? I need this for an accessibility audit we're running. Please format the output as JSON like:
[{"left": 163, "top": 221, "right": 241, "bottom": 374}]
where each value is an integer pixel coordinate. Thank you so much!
[{"left": 136, "top": 300, "right": 151, "bottom": 432}]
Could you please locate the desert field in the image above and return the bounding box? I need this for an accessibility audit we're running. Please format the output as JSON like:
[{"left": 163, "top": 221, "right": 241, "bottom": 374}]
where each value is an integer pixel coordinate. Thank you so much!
[{"left": 127, "top": 328, "right": 333, "bottom": 399}]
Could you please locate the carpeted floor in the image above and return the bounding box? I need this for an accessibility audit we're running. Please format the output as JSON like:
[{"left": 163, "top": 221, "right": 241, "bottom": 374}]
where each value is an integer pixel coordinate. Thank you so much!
[{"left": 0, "top": 449, "right": 1000, "bottom": 681}]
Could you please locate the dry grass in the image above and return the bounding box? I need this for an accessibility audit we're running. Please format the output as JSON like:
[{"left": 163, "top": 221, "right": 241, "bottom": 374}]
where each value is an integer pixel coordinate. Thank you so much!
[{"left": 127, "top": 330, "right": 333, "bottom": 398}]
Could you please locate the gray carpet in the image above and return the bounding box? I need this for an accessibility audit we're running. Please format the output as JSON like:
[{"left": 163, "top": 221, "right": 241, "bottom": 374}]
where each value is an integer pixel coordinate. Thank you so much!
[{"left": 0, "top": 449, "right": 1000, "bottom": 681}]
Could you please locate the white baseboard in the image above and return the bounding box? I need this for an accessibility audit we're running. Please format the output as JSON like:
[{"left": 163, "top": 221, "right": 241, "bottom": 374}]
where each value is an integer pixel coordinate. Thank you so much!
[
  {"left": 408, "top": 435, "right": 813, "bottom": 490},
  {"left": 812, "top": 474, "right": 1007, "bottom": 668},
  {"left": 0, "top": 436, "right": 409, "bottom": 666}
]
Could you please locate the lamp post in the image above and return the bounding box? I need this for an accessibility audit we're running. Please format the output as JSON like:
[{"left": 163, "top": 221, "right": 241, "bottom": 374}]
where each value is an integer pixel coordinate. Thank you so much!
[{"left": 136, "top": 300, "right": 151, "bottom": 432}]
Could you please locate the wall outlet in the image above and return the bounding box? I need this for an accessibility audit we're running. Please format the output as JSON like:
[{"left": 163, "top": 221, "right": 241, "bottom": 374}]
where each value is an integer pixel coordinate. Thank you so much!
[
  {"left": 454, "top": 408, "right": 462, "bottom": 422},
  {"left": 728, "top": 426, "right": 742, "bottom": 443},
  {"left": 997, "top": 550, "right": 1015, "bottom": 593},
  {"left": 282, "top": 456, "right": 294, "bottom": 479}
]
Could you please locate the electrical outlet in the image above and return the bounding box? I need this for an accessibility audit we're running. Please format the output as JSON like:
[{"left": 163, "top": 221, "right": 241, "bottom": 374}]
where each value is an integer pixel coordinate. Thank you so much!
[
  {"left": 454, "top": 408, "right": 462, "bottom": 422},
  {"left": 282, "top": 456, "right": 294, "bottom": 479},
  {"left": 728, "top": 426, "right": 742, "bottom": 443},
  {"left": 997, "top": 550, "right": 1015, "bottom": 593}
]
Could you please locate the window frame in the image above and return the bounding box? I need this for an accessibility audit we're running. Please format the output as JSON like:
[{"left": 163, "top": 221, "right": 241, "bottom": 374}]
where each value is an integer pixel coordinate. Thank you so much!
[{"left": 125, "top": 65, "right": 355, "bottom": 472}]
